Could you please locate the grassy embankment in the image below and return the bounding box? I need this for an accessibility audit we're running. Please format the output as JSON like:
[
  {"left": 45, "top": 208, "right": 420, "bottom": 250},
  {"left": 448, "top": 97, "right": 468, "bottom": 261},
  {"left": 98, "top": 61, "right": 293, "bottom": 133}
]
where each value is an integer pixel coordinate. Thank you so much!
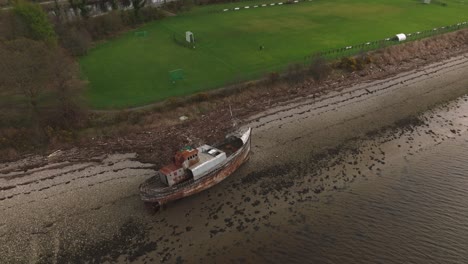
[{"left": 80, "top": 0, "right": 468, "bottom": 109}]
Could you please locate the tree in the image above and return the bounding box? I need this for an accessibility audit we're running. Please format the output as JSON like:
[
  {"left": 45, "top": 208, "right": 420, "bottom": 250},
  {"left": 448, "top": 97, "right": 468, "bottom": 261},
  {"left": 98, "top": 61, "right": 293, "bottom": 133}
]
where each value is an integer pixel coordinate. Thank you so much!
[
  {"left": 0, "top": 38, "right": 86, "bottom": 128},
  {"left": 69, "top": 0, "right": 91, "bottom": 19},
  {"left": 131, "top": 0, "right": 146, "bottom": 20},
  {"left": 309, "top": 55, "right": 331, "bottom": 82},
  {"left": 95, "top": 0, "right": 117, "bottom": 12},
  {"left": 121, "top": 0, "right": 132, "bottom": 8},
  {"left": 53, "top": 0, "right": 63, "bottom": 23},
  {"left": 58, "top": 25, "right": 92, "bottom": 56},
  {"left": 48, "top": 48, "right": 88, "bottom": 128},
  {"left": 13, "top": 1, "right": 57, "bottom": 44},
  {"left": 0, "top": 38, "right": 51, "bottom": 117}
]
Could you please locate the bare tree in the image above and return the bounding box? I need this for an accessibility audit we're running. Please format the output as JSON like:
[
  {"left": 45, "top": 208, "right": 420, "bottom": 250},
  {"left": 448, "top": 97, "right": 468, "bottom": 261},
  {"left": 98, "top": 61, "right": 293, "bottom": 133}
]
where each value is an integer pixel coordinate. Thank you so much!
[
  {"left": 0, "top": 39, "right": 51, "bottom": 117},
  {"left": 309, "top": 55, "right": 331, "bottom": 82},
  {"left": 69, "top": 0, "right": 91, "bottom": 19},
  {"left": 48, "top": 48, "right": 88, "bottom": 128},
  {"left": 131, "top": 0, "right": 146, "bottom": 20},
  {"left": 0, "top": 39, "right": 87, "bottom": 128}
]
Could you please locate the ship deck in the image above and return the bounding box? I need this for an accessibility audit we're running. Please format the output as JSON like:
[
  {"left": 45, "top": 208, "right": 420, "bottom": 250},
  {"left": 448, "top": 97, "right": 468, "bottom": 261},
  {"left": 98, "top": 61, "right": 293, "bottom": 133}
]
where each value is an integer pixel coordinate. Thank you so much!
[{"left": 139, "top": 128, "right": 251, "bottom": 203}]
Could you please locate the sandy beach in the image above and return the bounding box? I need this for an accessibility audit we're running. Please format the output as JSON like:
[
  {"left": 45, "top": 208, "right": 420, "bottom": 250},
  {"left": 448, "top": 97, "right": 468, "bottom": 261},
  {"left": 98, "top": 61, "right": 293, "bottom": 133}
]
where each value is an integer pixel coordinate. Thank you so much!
[{"left": 1, "top": 53, "right": 468, "bottom": 263}]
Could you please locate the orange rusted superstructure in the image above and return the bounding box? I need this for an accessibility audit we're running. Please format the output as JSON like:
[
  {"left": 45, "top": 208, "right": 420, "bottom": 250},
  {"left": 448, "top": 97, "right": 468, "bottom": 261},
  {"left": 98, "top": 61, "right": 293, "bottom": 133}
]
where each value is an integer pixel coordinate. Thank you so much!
[
  {"left": 139, "top": 128, "right": 252, "bottom": 206},
  {"left": 174, "top": 147, "right": 199, "bottom": 167}
]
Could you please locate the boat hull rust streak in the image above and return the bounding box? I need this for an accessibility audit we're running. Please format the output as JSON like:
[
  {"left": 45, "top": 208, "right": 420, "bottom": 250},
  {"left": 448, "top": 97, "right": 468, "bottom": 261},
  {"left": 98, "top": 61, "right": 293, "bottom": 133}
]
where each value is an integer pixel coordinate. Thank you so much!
[{"left": 140, "top": 128, "right": 252, "bottom": 205}]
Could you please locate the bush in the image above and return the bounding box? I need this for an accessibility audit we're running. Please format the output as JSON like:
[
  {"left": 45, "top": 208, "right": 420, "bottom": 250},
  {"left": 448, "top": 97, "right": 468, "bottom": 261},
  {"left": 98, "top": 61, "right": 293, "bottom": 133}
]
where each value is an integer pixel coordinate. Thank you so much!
[
  {"left": 164, "top": 0, "right": 194, "bottom": 13},
  {"left": 43, "top": 101, "right": 89, "bottom": 130},
  {"left": 13, "top": 1, "right": 57, "bottom": 43},
  {"left": 69, "top": 0, "right": 92, "bottom": 19},
  {"left": 0, "top": 126, "right": 46, "bottom": 150},
  {"left": 85, "top": 11, "right": 124, "bottom": 39},
  {"left": 194, "top": 0, "right": 241, "bottom": 5},
  {"left": 139, "top": 7, "right": 165, "bottom": 23},
  {"left": 285, "top": 63, "right": 305, "bottom": 83},
  {"left": 355, "top": 52, "right": 373, "bottom": 70},
  {"left": 166, "top": 97, "right": 184, "bottom": 108},
  {"left": 267, "top": 72, "right": 280, "bottom": 83},
  {"left": 128, "top": 111, "right": 143, "bottom": 125},
  {"left": 119, "top": 9, "right": 138, "bottom": 27},
  {"left": 0, "top": 11, "right": 24, "bottom": 40},
  {"left": 309, "top": 55, "right": 331, "bottom": 82},
  {"left": 339, "top": 56, "right": 358, "bottom": 72},
  {"left": 191, "top": 92, "right": 211, "bottom": 103},
  {"left": 58, "top": 25, "right": 92, "bottom": 56},
  {"left": 55, "top": 7, "right": 166, "bottom": 48},
  {"left": 44, "top": 126, "right": 75, "bottom": 143},
  {"left": 0, "top": 147, "right": 19, "bottom": 162}
]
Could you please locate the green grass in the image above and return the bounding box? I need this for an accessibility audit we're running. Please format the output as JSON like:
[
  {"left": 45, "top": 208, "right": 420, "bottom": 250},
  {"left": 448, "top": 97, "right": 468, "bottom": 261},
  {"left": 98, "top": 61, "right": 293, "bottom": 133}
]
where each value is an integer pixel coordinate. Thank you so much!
[{"left": 80, "top": 0, "right": 468, "bottom": 109}]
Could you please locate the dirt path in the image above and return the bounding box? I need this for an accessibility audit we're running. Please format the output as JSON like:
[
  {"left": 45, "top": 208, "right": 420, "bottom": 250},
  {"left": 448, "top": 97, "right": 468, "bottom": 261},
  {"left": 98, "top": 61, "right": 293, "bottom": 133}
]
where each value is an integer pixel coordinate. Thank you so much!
[{"left": 1, "top": 54, "right": 468, "bottom": 263}]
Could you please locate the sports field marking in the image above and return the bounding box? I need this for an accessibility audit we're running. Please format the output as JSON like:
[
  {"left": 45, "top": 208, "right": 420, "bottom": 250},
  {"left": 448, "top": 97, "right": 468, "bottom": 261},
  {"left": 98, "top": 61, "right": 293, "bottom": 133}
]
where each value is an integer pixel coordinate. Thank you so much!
[{"left": 222, "top": 0, "right": 301, "bottom": 12}]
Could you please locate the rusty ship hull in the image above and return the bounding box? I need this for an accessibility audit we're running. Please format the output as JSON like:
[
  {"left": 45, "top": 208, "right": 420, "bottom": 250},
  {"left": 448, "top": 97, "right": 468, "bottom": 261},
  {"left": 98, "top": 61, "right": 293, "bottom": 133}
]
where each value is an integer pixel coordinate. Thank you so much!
[{"left": 139, "top": 128, "right": 251, "bottom": 205}]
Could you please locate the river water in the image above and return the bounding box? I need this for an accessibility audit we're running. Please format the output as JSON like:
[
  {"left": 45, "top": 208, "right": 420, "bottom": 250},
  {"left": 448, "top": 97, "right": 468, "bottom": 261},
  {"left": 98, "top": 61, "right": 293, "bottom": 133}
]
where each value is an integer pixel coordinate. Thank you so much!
[{"left": 248, "top": 136, "right": 468, "bottom": 264}]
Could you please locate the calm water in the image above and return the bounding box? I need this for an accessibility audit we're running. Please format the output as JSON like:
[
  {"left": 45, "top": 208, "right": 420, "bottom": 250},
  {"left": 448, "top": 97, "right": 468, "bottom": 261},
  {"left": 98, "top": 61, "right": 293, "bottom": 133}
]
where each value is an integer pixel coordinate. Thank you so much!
[{"left": 251, "top": 136, "right": 468, "bottom": 263}]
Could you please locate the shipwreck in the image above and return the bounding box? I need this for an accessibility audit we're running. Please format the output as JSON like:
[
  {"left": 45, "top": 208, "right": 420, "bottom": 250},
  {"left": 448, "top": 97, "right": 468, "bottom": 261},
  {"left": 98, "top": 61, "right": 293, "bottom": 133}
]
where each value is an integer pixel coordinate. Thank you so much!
[{"left": 140, "top": 128, "right": 252, "bottom": 206}]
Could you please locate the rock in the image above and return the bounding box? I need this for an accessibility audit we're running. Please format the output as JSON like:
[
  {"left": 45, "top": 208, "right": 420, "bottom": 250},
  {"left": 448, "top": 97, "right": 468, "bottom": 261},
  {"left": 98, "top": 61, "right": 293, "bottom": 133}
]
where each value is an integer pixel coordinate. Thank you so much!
[{"left": 179, "top": 116, "right": 188, "bottom": 121}]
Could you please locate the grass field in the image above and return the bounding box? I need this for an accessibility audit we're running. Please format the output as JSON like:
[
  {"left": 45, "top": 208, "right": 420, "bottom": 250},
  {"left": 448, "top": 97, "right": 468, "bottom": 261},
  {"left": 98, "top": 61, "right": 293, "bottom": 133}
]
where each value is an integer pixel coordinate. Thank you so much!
[{"left": 80, "top": 0, "right": 468, "bottom": 109}]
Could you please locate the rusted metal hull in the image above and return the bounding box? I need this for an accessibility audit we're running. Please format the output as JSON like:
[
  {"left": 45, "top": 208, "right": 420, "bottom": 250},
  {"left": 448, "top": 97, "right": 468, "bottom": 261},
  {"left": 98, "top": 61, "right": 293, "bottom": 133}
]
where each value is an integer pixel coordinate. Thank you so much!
[{"left": 140, "top": 129, "right": 251, "bottom": 205}]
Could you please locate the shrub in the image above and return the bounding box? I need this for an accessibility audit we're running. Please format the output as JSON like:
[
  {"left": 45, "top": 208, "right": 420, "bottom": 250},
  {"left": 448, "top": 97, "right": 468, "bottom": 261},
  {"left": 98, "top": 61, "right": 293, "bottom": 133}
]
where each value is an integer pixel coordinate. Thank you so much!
[
  {"left": 0, "top": 148, "right": 19, "bottom": 162},
  {"left": 309, "top": 55, "right": 331, "bottom": 82},
  {"left": 13, "top": 1, "right": 57, "bottom": 44},
  {"left": 56, "top": 7, "right": 166, "bottom": 45},
  {"left": 194, "top": 0, "right": 241, "bottom": 5},
  {"left": 139, "top": 7, "right": 164, "bottom": 23},
  {"left": 164, "top": 0, "right": 193, "bottom": 13},
  {"left": 285, "top": 63, "right": 305, "bottom": 83},
  {"left": 120, "top": 9, "right": 138, "bottom": 27},
  {"left": 58, "top": 25, "right": 92, "bottom": 56},
  {"left": 69, "top": 0, "right": 92, "bottom": 19},
  {"left": 355, "top": 52, "right": 373, "bottom": 70},
  {"left": 339, "top": 56, "right": 358, "bottom": 72},
  {"left": 267, "top": 72, "right": 280, "bottom": 83},
  {"left": 0, "top": 11, "right": 25, "bottom": 40},
  {"left": 166, "top": 97, "right": 184, "bottom": 108},
  {"left": 0, "top": 126, "right": 46, "bottom": 150},
  {"left": 85, "top": 11, "right": 124, "bottom": 39},
  {"left": 128, "top": 111, "right": 143, "bottom": 125},
  {"left": 191, "top": 92, "right": 211, "bottom": 103},
  {"left": 45, "top": 126, "right": 75, "bottom": 143}
]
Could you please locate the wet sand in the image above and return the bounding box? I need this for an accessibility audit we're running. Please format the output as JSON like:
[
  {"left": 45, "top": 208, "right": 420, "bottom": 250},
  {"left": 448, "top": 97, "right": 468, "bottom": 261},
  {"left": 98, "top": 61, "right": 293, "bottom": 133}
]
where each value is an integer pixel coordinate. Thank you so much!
[{"left": 1, "top": 54, "right": 468, "bottom": 263}]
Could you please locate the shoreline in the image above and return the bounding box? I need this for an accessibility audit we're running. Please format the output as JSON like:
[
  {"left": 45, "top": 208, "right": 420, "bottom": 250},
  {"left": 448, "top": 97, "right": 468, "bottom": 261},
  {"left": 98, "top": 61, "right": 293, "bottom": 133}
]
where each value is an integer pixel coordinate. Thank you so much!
[
  {"left": 1, "top": 52, "right": 468, "bottom": 262},
  {"left": 2, "top": 29, "right": 467, "bottom": 166}
]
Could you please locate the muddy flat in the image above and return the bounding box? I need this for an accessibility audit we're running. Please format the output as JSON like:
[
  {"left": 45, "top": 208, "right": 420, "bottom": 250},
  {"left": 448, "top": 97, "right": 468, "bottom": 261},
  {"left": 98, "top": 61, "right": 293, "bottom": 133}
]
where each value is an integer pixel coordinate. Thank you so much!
[{"left": 1, "top": 54, "right": 468, "bottom": 263}]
